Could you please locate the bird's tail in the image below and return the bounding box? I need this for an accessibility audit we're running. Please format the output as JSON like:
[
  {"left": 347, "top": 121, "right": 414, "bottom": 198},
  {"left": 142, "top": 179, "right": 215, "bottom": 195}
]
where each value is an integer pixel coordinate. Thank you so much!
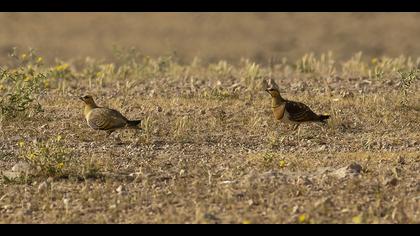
[
  {"left": 127, "top": 120, "right": 142, "bottom": 128},
  {"left": 318, "top": 114, "right": 330, "bottom": 123}
]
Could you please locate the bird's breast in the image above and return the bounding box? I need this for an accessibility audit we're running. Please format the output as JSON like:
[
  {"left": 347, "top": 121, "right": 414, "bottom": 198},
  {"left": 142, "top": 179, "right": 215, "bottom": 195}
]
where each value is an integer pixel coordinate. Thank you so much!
[
  {"left": 272, "top": 104, "right": 286, "bottom": 121},
  {"left": 272, "top": 105, "right": 296, "bottom": 123},
  {"left": 85, "top": 110, "right": 93, "bottom": 121}
]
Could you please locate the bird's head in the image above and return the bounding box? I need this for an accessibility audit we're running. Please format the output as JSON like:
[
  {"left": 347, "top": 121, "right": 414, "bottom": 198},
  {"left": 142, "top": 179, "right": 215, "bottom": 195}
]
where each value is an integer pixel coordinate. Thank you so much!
[
  {"left": 79, "top": 95, "right": 96, "bottom": 105},
  {"left": 265, "top": 78, "right": 281, "bottom": 98}
]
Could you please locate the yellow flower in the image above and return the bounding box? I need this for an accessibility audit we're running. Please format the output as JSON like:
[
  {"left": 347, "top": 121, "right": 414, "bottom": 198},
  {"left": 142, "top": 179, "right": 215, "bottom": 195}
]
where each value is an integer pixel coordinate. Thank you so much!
[
  {"left": 56, "top": 162, "right": 64, "bottom": 170},
  {"left": 96, "top": 71, "right": 105, "bottom": 78},
  {"left": 56, "top": 135, "right": 62, "bottom": 142},
  {"left": 242, "top": 219, "right": 251, "bottom": 224},
  {"left": 55, "top": 64, "right": 69, "bottom": 72},
  {"left": 43, "top": 80, "right": 50, "bottom": 88},
  {"left": 28, "top": 152, "right": 36, "bottom": 160},
  {"left": 17, "top": 140, "right": 25, "bottom": 148},
  {"left": 21, "top": 54, "right": 27, "bottom": 60},
  {"left": 279, "top": 160, "right": 287, "bottom": 168},
  {"left": 24, "top": 76, "right": 31, "bottom": 82},
  {"left": 352, "top": 214, "right": 362, "bottom": 224},
  {"left": 371, "top": 58, "right": 378, "bottom": 65},
  {"left": 37, "top": 57, "right": 43, "bottom": 63},
  {"left": 298, "top": 213, "right": 308, "bottom": 223}
]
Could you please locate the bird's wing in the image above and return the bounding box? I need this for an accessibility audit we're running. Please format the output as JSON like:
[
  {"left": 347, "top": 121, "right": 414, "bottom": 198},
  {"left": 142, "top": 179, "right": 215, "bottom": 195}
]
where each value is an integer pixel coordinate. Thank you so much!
[
  {"left": 87, "top": 108, "right": 128, "bottom": 130},
  {"left": 285, "top": 101, "right": 319, "bottom": 122}
]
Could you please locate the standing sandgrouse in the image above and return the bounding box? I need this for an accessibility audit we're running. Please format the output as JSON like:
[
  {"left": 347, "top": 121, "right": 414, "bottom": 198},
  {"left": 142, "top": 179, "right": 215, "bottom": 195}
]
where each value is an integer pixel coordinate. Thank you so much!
[
  {"left": 265, "top": 79, "right": 329, "bottom": 130},
  {"left": 80, "top": 95, "right": 141, "bottom": 136}
]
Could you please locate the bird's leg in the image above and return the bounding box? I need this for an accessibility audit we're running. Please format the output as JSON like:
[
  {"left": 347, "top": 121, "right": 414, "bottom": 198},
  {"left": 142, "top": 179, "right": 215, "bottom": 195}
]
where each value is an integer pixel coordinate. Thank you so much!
[
  {"left": 321, "top": 121, "right": 328, "bottom": 132},
  {"left": 275, "top": 122, "right": 289, "bottom": 144},
  {"left": 278, "top": 125, "right": 286, "bottom": 144},
  {"left": 293, "top": 123, "right": 301, "bottom": 144},
  {"left": 297, "top": 126, "right": 301, "bottom": 143}
]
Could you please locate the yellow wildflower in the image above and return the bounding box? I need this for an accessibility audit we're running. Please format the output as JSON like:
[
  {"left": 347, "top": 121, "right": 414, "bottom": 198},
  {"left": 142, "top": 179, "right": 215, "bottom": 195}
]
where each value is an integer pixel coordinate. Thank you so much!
[
  {"left": 279, "top": 160, "right": 287, "bottom": 168},
  {"left": 371, "top": 58, "right": 378, "bottom": 65},
  {"left": 56, "top": 162, "right": 64, "bottom": 170},
  {"left": 352, "top": 214, "right": 362, "bottom": 224},
  {"left": 56, "top": 64, "right": 69, "bottom": 72},
  {"left": 96, "top": 71, "right": 105, "bottom": 78},
  {"left": 37, "top": 57, "right": 43, "bottom": 63},
  {"left": 242, "top": 219, "right": 251, "bottom": 224},
  {"left": 28, "top": 152, "right": 36, "bottom": 160},
  {"left": 21, "top": 54, "right": 27, "bottom": 60},
  {"left": 18, "top": 140, "right": 25, "bottom": 148},
  {"left": 298, "top": 213, "right": 308, "bottom": 223}
]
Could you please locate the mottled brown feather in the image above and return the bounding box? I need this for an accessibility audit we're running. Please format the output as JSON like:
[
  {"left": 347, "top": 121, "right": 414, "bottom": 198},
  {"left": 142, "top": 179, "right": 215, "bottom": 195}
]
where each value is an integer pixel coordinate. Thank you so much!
[
  {"left": 80, "top": 95, "right": 141, "bottom": 135},
  {"left": 87, "top": 108, "right": 128, "bottom": 131},
  {"left": 284, "top": 101, "right": 320, "bottom": 122},
  {"left": 266, "top": 79, "right": 329, "bottom": 124}
]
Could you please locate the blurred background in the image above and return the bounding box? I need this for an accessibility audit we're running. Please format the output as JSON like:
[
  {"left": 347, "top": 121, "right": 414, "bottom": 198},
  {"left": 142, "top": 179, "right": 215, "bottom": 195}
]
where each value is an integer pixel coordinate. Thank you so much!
[{"left": 1, "top": 12, "right": 420, "bottom": 64}]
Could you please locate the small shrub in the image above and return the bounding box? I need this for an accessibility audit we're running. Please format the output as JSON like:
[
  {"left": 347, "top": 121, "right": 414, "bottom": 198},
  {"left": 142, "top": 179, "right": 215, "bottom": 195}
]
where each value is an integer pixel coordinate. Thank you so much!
[
  {"left": 0, "top": 66, "right": 46, "bottom": 121},
  {"left": 17, "top": 135, "right": 73, "bottom": 178}
]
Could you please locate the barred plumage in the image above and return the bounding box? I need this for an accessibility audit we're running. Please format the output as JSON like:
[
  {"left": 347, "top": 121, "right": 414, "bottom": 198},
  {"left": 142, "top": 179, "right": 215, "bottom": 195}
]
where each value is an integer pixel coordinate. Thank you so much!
[{"left": 265, "top": 79, "right": 329, "bottom": 130}]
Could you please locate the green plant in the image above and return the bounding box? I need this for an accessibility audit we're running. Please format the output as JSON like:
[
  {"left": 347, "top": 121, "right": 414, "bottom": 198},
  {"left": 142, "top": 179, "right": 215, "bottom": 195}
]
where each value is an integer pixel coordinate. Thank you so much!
[
  {"left": 8, "top": 47, "right": 44, "bottom": 68},
  {"left": 50, "top": 61, "right": 74, "bottom": 80},
  {"left": 0, "top": 66, "right": 46, "bottom": 121},
  {"left": 17, "top": 135, "right": 73, "bottom": 178}
]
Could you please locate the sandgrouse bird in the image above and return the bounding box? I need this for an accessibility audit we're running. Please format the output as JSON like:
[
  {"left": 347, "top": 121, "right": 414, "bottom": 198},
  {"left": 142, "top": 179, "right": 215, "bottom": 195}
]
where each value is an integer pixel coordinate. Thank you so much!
[
  {"left": 80, "top": 95, "right": 141, "bottom": 136},
  {"left": 265, "top": 79, "right": 329, "bottom": 130}
]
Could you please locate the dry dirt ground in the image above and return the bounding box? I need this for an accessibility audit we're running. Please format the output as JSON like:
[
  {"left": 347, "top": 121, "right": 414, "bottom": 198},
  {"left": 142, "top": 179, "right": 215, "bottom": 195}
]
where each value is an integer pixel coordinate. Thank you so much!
[{"left": 0, "top": 55, "right": 419, "bottom": 224}]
